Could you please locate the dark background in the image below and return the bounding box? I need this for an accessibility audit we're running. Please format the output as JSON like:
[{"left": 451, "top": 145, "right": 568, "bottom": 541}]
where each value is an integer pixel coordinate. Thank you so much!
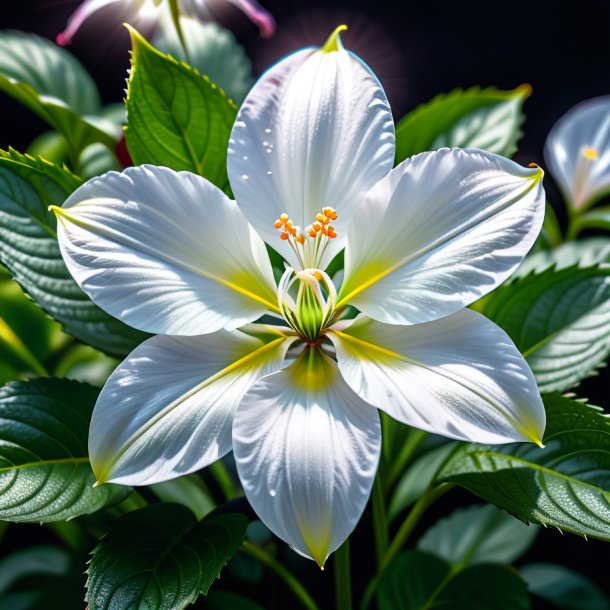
[{"left": 1, "top": 0, "right": 610, "bottom": 606}]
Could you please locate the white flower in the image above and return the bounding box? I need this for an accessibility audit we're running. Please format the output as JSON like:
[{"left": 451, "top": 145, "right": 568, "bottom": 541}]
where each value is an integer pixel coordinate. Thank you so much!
[
  {"left": 544, "top": 96, "right": 610, "bottom": 212},
  {"left": 51, "top": 26, "right": 546, "bottom": 567},
  {"left": 56, "top": 0, "right": 275, "bottom": 46}
]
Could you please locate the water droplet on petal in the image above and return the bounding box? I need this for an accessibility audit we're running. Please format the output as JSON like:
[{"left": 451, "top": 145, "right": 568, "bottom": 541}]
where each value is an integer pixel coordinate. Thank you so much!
[
  {"left": 242, "top": 174, "right": 249, "bottom": 180},
  {"left": 262, "top": 141, "right": 269, "bottom": 147},
  {"left": 243, "top": 155, "right": 248, "bottom": 160},
  {"left": 265, "top": 128, "right": 272, "bottom": 133},
  {"left": 266, "top": 148, "right": 273, "bottom": 154},
  {"left": 269, "top": 489, "right": 276, "bottom": 497},
  {"left": 267, "top": 171, "right": 272, "bottom": 175}
]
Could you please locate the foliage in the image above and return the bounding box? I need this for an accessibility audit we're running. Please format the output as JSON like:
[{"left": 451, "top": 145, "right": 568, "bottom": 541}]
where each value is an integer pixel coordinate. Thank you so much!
[
  {"left": 87, "top": 505, "right": 248, "bottom": 610},
  {"left": 0, "top": 18, "right": 609, "bottom": 610},
  {"left": 0, "top": 378, "right": 130, "bottom": 522},
  {"left": 124, "top": 27, "right": 237, "bottom": 192}
]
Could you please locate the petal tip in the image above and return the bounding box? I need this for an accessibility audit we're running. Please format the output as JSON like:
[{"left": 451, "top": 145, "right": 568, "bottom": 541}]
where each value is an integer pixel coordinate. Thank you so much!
[
  {"left": 527, "top": 162, "right": 545, "bottom": 180},
  {"left": 321, "top": 25, "right": 348, "bottom": 53},
  {"left": 56, "top": 32, "right": 69, "bottom": 46}
]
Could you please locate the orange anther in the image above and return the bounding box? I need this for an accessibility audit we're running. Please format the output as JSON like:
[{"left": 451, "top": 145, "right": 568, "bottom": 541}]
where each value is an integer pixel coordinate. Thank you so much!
[
  {"left": 274, "top": 220, "right": 283, "bottom": 229},
  {"left": 295, "top": 234, "right": 305, "bottom": 245},
  {"left": 323, "top": 207, "right": 337, "bottom": 220},
  {"left": 312, "top": 222, "right": 322, "bottom": 232},
  {"left": 327, "top": 226, "right": 337, "bottom": 238},
  {"left": 280, "top": 232, "right": 289, "bottom": 240},
  {"left": 280, "top": 213, "right": 289, "bottom": 222},
  {"left": 289, "top": 226, "right": 298, "bottom": 235},
  {"left": 316, "top": 213, "right": 325, "bottom": 223},
  {"left": 308, "top": 227, "right": 317, "bottom": 238}
]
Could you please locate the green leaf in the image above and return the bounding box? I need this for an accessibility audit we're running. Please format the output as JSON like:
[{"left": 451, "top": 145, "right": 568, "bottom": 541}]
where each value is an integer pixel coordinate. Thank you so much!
[
  {"left": 149, "top": 474, "right": 215, "bottom": 520},
  {"left": 570, "top": 205, "right": 610, "bottom": 237},
  {"left": 0, "top": 545, "right": 70, "bottom": 593},
  {"left": 201, "top": 591, "right": 263, "bottom": 610},
  {"left": 395, "top": 85, "right": 530, "bottom": 163},
  {"left": 0, "top": 148, "right": 150, "bottom": 356},
  {"left": 154, "top": 19, "right": 253, "bottom": 104},
  {"left": 26, "top": 131, "right": 69, "bottom": 166},
  {"left": 124, "top": 26, "right": 237, "bottom": 191},
  {"left": 87, "top": 504, "right": 248, "bottom": 610},
  {"left": 483, "top": 263, "right": 610, "bottom": 392},
  {"left": 417, "top": 504, "right": 538, "bottom": 567},
  {"left": 377, "top": 550, "right": 531, "bottom": 610},
  {"left": 0, "top": 378, "right": 130, "bottom": 522},
  {"left": 0, "top": 277, "right": 61, "bottom": 380},
  {"left": 520, "top": 563, "right": 609, "bottom": 610},
  {"left": 78, "top": 143, "right": 120, "bottom": 180},
  {"left": 0, "top": 544, "right": 85, "bottom": 610},
  {"left": 388, "top": 442, "right": 456, "bottom": 521},
  {"left": 0, "top": 32, "right": 114, "bottom": 157},
  {"left": 515, "top": 237, "right": 610, "bottom": 279},
  {"left": 438, "top": 393, "right": 610, "bottom": 542}
]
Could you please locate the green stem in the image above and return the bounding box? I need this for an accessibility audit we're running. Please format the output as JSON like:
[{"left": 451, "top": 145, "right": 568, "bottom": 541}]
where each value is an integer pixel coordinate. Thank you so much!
[
  {"left": 334, "top": 538, "right": 353, "bottom": 610},
  {"left": 420, "top": 566, "right": 458, "bottom": 610},
  {"left": 106, "top": 490, "right": 148, "bottom": 518},
  {"left": 168, "top": 0, "right": 190, "bottom": 62},
  {"left": 384, "top": 429, "right": 428, "bottom": 491},
  {"left": 241, "top": 540, "right": 320, "bottom": 610},
  {"left": 0, "top": 316, "right": 48, "bottom": 376},
  {"left": 543, "top": 201, "right": 565, "bottom": 246},
  {"left": 0, "top": 521, "right": 9, "bottom": 545},
  {"left": 46, "top": 521, "right": 88, "bottom": 550},
  {"left": 209, "top": 460, "right": 238, "bottom": 500},
  {"left": 382, "top": 483, "right": 453, "bottom": 571},
  {"left": 360, "top": 484, "right": 454, "bottom": 610},
  {"left": 371, "top": 476, "right": 388, "bottom": 568}
]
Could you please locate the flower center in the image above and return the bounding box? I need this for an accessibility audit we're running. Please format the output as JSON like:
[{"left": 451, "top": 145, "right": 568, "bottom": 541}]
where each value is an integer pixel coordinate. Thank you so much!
[
  {"left": 582, "top": 146, "right": 599, "bottom": 160},
  {"left": 273, "top": 207, "right": 338, "bottom": 270},
  {"left": 278, "top": 267, "right": 337, "bottom": 343}
]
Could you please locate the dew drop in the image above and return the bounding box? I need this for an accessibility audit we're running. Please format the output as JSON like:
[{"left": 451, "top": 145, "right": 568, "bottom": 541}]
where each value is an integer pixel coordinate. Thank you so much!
[
  {"left": 242, "top": 174, "right": 249, "bottom": 180},
  {"left": 243, "top": 155, "right": 248, "bottom": 160},
  {"left": 266, "top": 148, "right": 273, "bottom": 154},
  {"left": 265, "top": 128, "right": 272, "bottom": 133},
  {"left": 267, "top": 171, "right": 273, "bottom": 175},
  {"left": 269, "top": 489, "right": 277, "bottom": 497},
  {"left": 262, "top": 141, "right": 269, "bottom": 147}
]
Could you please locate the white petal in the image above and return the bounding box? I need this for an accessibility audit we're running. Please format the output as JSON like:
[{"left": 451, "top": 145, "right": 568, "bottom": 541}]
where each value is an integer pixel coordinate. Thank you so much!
[
  {"left": 233, "top": 348, "right": 381, "bottom": 566},
  {"left": 328, "top": 310, "right": 545, "bottom": 445},
  {"left": 338, "top": 148, "right": 545, "bottom": 325},
  {"left": 544, "top": 96, "right": 610, "bottom": 211},
  {"left": 227, "top": 40, "right": 395, "bottom": 268},
  {"left": 55, "top": 165, "right": 278, "bottom": 336},
  {"left": 89, "top": 330, "right": 297, "bottom": 485}
]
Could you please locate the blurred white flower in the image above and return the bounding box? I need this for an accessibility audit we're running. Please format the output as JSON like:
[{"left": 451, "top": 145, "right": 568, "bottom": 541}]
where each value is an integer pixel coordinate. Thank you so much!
[{"left": 545, "top": 96, "right": 610, "bottom": 212}]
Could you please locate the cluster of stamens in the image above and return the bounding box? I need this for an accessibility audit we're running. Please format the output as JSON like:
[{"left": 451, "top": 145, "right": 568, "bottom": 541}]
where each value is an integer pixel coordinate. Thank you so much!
[
  {"left": 274, "top": 213, "right": 305, "bottom": 244},
  {"left": 273, "top": 207, "right": 338, "bottom": 269},
  {"left": 307, "top": 207, "right": 338, "bottom": 239}
]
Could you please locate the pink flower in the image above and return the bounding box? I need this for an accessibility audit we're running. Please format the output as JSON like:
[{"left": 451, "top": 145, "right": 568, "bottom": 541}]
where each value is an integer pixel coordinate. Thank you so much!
[{"left": 57, "top": 0, "right": 275, "bottom": 46}]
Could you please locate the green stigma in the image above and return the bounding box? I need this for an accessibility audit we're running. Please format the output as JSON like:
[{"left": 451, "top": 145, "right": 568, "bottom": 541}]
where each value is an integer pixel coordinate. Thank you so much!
[{"left": 321, "top": 25, "right": 347, "bottom": 53}]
